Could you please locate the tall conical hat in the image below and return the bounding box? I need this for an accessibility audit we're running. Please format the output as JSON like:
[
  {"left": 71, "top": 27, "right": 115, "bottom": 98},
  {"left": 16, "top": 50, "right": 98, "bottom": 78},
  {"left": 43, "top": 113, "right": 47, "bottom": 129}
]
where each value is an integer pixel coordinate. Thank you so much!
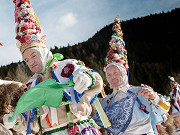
[
  {"left": 13, "top": 0, "right": 46, "bottom": 53},
  {"left": 104, "top": 16, "right": 129, "bottom": 72},
  {"left": 169, "top": 76, "right": 180, "bottom": 116}
]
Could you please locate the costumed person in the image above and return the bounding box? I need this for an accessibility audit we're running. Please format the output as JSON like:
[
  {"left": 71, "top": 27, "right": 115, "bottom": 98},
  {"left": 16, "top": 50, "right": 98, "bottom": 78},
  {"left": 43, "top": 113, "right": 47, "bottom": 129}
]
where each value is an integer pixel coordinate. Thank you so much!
[
  {"left": 92, "top": 16, "right": 171, "bottom": 135},
  {"left": 169, "top": 76, "right": 180, "bottom": 135},
  {"left": 2, "top": 0, "right": 104, "bottom": 134}
]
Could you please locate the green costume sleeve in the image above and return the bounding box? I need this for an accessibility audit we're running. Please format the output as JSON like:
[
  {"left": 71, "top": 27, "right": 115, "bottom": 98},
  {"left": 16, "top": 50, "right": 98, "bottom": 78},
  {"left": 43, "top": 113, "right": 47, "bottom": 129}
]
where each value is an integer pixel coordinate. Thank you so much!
[{"left": 9, "top": 79, "right": 74, "bottom": 122}]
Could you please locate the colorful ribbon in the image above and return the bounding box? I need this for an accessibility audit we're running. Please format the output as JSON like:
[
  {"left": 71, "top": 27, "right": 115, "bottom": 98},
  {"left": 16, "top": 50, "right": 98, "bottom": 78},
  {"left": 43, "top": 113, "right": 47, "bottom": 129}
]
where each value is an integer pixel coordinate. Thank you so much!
[{"left": 93, "top": 98, "right": 111, "bottom": 128}]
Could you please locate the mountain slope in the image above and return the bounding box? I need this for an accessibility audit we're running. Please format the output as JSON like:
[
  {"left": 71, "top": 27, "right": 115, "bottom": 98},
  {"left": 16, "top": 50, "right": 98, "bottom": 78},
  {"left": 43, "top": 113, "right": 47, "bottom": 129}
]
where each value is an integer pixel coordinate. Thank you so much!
[{"left": 1, "top": 8, "right": 180, "bottom": 95}]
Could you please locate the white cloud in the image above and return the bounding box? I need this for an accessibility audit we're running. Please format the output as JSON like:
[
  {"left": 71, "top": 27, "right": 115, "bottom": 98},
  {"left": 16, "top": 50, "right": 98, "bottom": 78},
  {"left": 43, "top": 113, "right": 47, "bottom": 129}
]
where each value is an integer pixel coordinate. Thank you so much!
[{"left": 56, "top": 12, "right": 78, "bottom": 30}]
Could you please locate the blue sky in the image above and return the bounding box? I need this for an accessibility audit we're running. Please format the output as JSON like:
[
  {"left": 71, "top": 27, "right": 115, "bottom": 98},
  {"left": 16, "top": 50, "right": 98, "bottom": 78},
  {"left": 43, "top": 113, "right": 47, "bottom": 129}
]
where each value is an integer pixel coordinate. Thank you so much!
[{"left": 0, "top": 0, "right": 180, "bottom": 66}]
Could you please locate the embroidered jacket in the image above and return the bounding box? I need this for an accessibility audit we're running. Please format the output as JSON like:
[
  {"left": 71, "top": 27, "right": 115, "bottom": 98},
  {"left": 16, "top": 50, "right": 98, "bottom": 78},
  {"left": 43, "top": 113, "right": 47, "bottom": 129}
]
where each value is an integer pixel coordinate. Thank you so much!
[
  {"left": 13, "top": 59, "right": 103, "bottom": 134},
  {"left": 92, "top": 86, "right": 170, "bottom": 135}
]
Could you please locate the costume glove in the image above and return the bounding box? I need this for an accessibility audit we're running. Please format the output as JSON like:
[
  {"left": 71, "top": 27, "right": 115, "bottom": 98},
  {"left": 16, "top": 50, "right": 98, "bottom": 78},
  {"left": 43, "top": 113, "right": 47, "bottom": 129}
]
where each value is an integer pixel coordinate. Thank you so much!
[
  {"left": 73, "top": 71, "right": 92, "bottom": 93},
  {"left": 0, "top": 123, "right": 13, "bottom": 135},
  {"left": 3, "top": 113, "right": 16, "bottom": 129}
]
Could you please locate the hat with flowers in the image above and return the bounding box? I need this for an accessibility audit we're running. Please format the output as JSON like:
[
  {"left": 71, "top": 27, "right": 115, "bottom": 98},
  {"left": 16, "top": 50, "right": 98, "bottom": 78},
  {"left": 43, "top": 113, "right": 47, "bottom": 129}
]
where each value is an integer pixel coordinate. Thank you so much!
[
  {"left": 169, "top": 76, "right": 180, "bottom": 116},
  {"left": 104, "top": 16, "right": 129, "bottom": 72},
  {"left": 13, "top": 0, "right": 46, "bottom": 53}
]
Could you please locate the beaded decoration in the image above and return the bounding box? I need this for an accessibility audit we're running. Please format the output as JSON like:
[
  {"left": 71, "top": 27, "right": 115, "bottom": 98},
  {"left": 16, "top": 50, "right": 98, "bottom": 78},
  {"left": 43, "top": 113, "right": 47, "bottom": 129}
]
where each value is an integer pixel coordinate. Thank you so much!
[
  {"left": 104, "top": 16, "right": 129, "bottom": 71},
  {"left": 13, "top": 0, "right": 46, "bottom": 53},
  {"left": 43, "top": 119, "right": 98, "bottom": 135}
]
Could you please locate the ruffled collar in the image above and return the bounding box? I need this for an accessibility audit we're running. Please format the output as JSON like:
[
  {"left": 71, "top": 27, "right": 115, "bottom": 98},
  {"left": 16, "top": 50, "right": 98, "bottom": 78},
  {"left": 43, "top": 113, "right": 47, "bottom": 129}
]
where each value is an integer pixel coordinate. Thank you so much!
[{"left": 113, "top": 83, "right": 130, "bottom": 94}]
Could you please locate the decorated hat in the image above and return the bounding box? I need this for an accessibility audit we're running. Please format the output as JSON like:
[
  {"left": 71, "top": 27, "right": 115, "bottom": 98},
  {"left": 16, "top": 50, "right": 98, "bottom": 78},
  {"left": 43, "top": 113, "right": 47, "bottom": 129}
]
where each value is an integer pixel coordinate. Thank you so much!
[
  {"left": 13, "top": 0, "right": 46, "bottom": 53},
  {"left": 104, "top": 16, "right": 129, "bottom": 71},
  {"left": 169, "top": 76, "right": 180, "bottom": 116}
]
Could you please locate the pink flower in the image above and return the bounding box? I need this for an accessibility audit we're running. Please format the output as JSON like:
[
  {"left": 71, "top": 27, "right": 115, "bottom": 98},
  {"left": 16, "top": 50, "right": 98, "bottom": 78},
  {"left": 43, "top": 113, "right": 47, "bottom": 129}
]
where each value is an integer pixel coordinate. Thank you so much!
[
  {"left": 24, "top": 21, "right": 35, "bottom": 29},
  {"left": 67, "top": 124, "right": 79, "bottom": 135},
  {"left": 113, "top": 53, "right": 119, "bottom": 60},
  {"left": 29, "top": 22, "right": 35, "bottom": 28},
  {"left": 24, "top": 22, "right": 29, "bottom": 29},
  {"left": 25, "top": 34, "right": 32, "bottom": 44},
  {"left": 124, "top": 63, "right": 129, "bottom": 71}
]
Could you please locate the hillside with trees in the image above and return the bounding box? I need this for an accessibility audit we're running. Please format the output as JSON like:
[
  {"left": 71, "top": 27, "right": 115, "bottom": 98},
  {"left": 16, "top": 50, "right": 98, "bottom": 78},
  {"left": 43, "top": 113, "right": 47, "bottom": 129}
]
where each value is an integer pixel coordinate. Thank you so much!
[{"left": 1, "top": 8, "right": 180, "bottom": 95}]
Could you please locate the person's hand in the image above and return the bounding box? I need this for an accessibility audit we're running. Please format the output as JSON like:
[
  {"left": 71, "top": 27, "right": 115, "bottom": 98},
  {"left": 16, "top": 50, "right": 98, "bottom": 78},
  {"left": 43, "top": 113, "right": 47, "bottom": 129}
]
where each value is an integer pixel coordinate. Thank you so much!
[
  {"left": 3, "top": 113, "right": 16, "bottom": 129},
  {"left": 138, "top": 87, "right": 156, "bottom": 100},
  {"left": 73, "top": 71, "right": 92, "bottom": 93}
]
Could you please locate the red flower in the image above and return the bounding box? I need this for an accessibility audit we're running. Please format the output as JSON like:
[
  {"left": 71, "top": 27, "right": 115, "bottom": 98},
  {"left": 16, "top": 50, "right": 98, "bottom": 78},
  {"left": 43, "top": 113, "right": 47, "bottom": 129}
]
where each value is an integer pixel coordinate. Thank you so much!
[
  {"left": 171, "top": 99, "right": 175, "bottom": 104},
  {"left": 67, "top": 124, "right": 79, "bottom": 135},
  {"left": 20, "top": 26, "right": 26, "bottom": 32},
  {"left": 19, "top": 37, "right": 25, "bottom": 43},
  {"left": 115, "top": 59, "right": 121, "bottom": 63},
  {"left": 139, "top": 104, "right": 146, "bottom": 111},
  {"left": 24, "top": 82, "right": 32, "bottom": 92},
  {"left": 22, "top": 0, "right": 28, "bottom": 2},
  {"left": 61, "top": 64, "right": 74, "bottom": 78},
  {"left": 25, "top": 34, "right": 32, "bottom": 44},
  {"left": 53, "top": 64, "right": 57, "bottom": 69},
  {"left": 177, "top": 99, "right": 180, "bottom": 106},
  {"left": 36, "top": 26, "right": 41, "bottom": 31}
]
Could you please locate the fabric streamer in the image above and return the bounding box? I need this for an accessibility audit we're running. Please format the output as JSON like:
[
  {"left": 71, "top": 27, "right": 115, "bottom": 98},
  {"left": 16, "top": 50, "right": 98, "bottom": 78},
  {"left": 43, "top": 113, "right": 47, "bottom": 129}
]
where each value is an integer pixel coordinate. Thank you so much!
[
  {"left": 69, "top": 87, "right": 78, "bottom": 114},
  {"left": 34, "top": 12, "right": 40, "bottom": 25},
  {"left": 93, "top": 98, "right": 111, "bottom": 128},
  {"left": 9, "top": 79, "right": 74, "bottom": 122},
  {"left": 14, "top": 0, "right": 20, "bottom": 22}
]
